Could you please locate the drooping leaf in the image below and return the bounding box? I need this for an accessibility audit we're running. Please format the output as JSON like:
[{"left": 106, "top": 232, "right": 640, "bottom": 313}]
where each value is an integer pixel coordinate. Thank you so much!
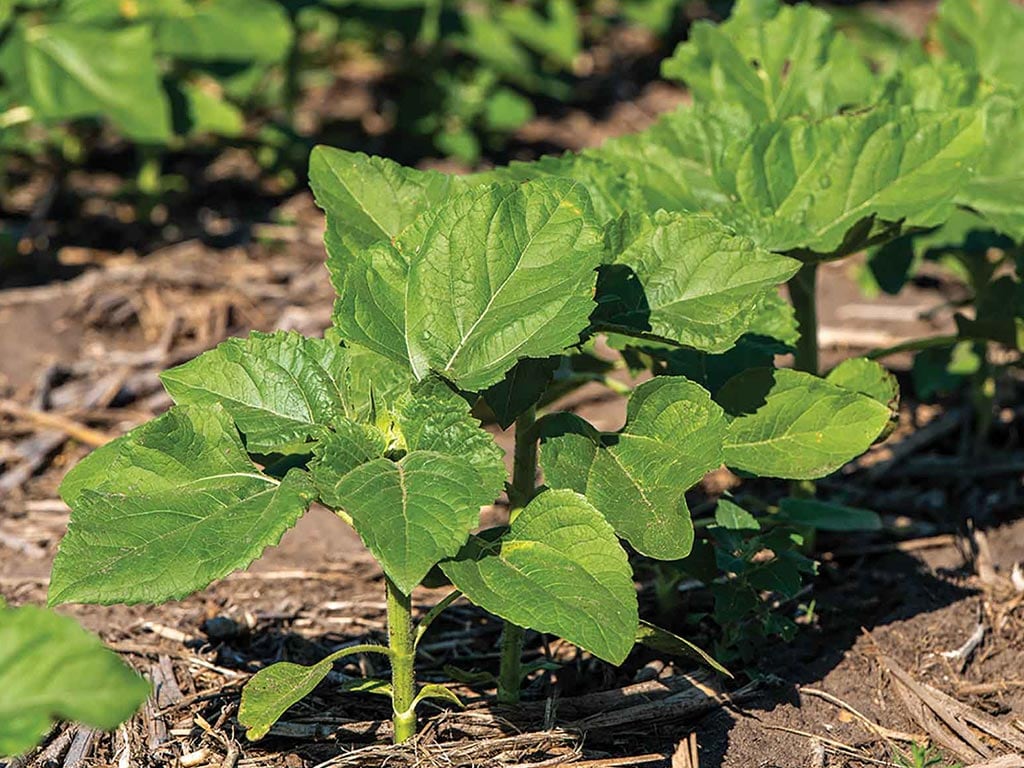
[
  {"left": 50, "top": 406, "right": 316, "bottom": 605},
  {"left": 441, "top": 489, "right": 638, "bottom": 664},
  {"left": 718, "top": 368, "right": 891, "bottom": 479},
  {"left": 405, "top": 180, "right": 604, "bottom": 390},
  {"left": 635, "top": 620, "right": 731, "bottom": 676},
  {"left": 595, "top": 211, "right": 799, "bottom": 352},
  {"left": 662, "top": 0, "right": 877, "bottom": 121},
  {"left": 541, "top": 377, "right": 726, "bottom": 559},
  {"left": 0, "top": 605, "right": 150, "bottom": 757},
  {"left": 777, "top": 498, "right": 882, "bottom": 532},
  {"left": 160, "top": 332, "right": 352, "bottom": 453},
  {"left": 0, "top": 21, "right": 171, "bottom": 142}
]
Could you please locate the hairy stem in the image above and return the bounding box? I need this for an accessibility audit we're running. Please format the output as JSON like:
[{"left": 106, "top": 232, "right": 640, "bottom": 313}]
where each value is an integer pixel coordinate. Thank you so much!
[
  {"left": 387, "top": 577, "right": 417, "bottom": 744},
  {"left": 497, "top": 406, "right": 539, "bottom": 705},
  {"left": 787, "top": 262, "right": 820, "bottom": 375}
]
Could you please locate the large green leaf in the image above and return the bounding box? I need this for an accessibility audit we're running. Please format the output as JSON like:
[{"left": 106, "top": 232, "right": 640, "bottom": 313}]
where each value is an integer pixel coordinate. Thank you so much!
[
  {"left": 586, "top": 103, "right": 745, "bottom": 215},
  {"left": 313, "top": 382, "right": 506, "bottom": 594},
  {"left": 959, "top": 96, "right": 1024, "bottom": 242},
  {"left": 472, "top": 153, "right": 643, "bottom": 224},
  {"left": 541, "top": 377, "right": 726, "bottom": 559},
  {"left": 662, "top": 0, "right": 876, "bottom": 121},
  {"left": 150, "top": 0, "right": 292, "bottom": 63},
  {"left": 160, "top": 332, "right": 351, "bottom": 453},
  {"left": 309, "top": 147, "right": 463, "bottom": 361},
  {"left": 0, "top": 605, "right": 150, "bottom": 757},
  {"left": 50, "top": 405, "right": 316, "bottom": 605},
  {"left": 405, "top": 180, "right": 604, "bottom": 390},
  {"left": 718, "top": 368, "right": 891, "bottom": 479},
  {"left": 716, "top": 106, "right": 985, "bottom": 257},
  {"left": 441, "top": 489, "right": 638, "bottom": 664},
  {"left": 595, "top": 211, "right": 799, "bottom": 352},
  {"left": 932, "top": 0, "right": 1024, "bottom": 92},
  {"left": 0, "top": 21, "right": 171, "bottom": 142}
]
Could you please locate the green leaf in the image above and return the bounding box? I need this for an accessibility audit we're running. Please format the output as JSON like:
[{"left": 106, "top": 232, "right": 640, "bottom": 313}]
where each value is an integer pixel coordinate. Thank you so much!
[
  {"left": 714, "top": 498, "right": 760, "bottom": 531},
  {"left": 478, "top": 356, "right": 559, "bottom": 429},
  {"left": 310, "top": 147, "right": 463, "bottom": 361},
  {"left": 473, "top": 153, "right": 644, "bottom": 224},
  {"left": 405, "top": 180, "right": 604, "bottom": 390},
  {"left": 719, "top": 368, "right": 891, "bottom": 479},
  {"left": 717, "top": 106, "right": 986, "bottom": 257},
  {"left": 826, "top": 357, "right": 900, "bottom": 434},
  {"left": 411, "top": 683, "right": 463, "bottom": 710},
  {"left": 777, "top": 498, "right": 882, "bottom": 532},
  {"left": 441, "top": 489, "right": 638, "bottom": 664},
  {"left": 313, "top": 383, "right": 505, "bottom": 594},
  {"left": 932, "top": 0, "right": 1024, "bottom": 92},
  {"left": 168, "top": 79, "right": 244, "bottom": 138},
  {"left": 635, "top": 620, "right": 731, "bottom": 677},
  {"left": 662, "top": 0, "right": 876, "bottom": 121},
  {"left": 0, "top": 605, "right": 149, "bottom": 757},
  {"left": 160, "top": 332, "right": 352, "bottom": 453},
  {"left": 239, "top": 643, "right": 389, "bottom": 741},
  {"left": 151, "top": 0, "right": 292, "bottom": 63},
  {"left": 595, "top": 211, "right": 799, "bottom": 352},
  {"left": 541, "top": 377, "right": 726, "bottom": 559},
  {"left": 240, "top": 658, "right": 334, "bottom": 741},
  {"left": 50, "top": 405, "right": 316, "bottom": 606},
  {"left": 959, "top": 96, "right": 1024, "bottom": 241},
  {"left": 0, "top": 21, "right": 171, "bottom": 142}
]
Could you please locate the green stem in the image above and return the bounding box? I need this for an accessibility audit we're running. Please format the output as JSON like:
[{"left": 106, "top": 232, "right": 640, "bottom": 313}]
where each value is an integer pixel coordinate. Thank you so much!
[
  {"left": 386, "top": 577, "right": 417, "bottom": 744},
  {"left": 787, "top": 262, "right": 819, "bottom": 375},
  {"left": 970, "top": 342, "right": 994, "bottom": 456},
  {"left": 497, "top": 406, "right": 539, "bottom": 705}
]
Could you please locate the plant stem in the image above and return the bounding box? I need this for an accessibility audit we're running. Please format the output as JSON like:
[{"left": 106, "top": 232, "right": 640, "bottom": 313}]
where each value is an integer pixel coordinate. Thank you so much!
[
  {"left": 787, "top": 261, "right": 820, "bottom": 375},
  {"left": 386, "top": 577, "right": 417, "bottom": 744},
  {"left": 496, "top": 405, "right": 539, "bottom": 705}
]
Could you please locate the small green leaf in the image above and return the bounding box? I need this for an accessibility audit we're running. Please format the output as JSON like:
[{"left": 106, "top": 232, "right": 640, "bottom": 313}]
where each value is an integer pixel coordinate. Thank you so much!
[
  {"left": 479, "top": 357, "right": 559, "bottom": 429},
  {"left": 719, "top": 368, "right": 890, "bottom": 479},
  {"left": 405, "top": 180, "right": 604, "bottom": 390},
  {"left": 542, "top": 377, "right": 726, "bottom": 559},
  {"left": 826, "top": 357, "right": 900, "bottom": 438},
  {"left": 239, "top": 644, "right": 389, "bottom": 741},
  {"left": 161, "top": 332, "right": 352, "bottom": 453},
  {"left": 441, "top": 489, "right": 638, "bottom": 665},
  {"left": 714, "top": 499, "right": 760, "bottom": 531},
  {"left": 411, "top": 683, "right": 463, "bottom": 710},
  {"left": 0, "top": 605, "right": 150, "bottom": 757},
  {"left": 777, "top": 498, "right": 882, "bottom": 532},
  {"left": 635, "top": 620, "right": 731, "bottom": 677},
  {"left": 150, "top": 0, "right": 293, "bottom": 63},
  {"left": 50, "top": 406, "right": 316, "bottom": 606},
  {"left": 239, "top": 658, "right": 334, "bottom": 741}
]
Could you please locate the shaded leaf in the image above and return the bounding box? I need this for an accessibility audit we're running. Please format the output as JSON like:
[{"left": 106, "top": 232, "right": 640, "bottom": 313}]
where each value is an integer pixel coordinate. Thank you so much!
[{"left": 777, "top": 498, "right": 882, "bottom": 532}]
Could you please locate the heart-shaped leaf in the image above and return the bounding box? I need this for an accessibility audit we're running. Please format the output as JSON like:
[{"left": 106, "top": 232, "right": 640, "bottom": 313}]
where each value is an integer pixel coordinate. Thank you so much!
[{"left": 441, "top": 489, "right": 638, "bottom": 664}]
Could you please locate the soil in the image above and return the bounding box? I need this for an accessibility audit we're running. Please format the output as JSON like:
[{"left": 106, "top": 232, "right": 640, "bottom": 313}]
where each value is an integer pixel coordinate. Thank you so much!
[{"left": 2, "top": 2, "right": 1024, "bottom": 766}]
